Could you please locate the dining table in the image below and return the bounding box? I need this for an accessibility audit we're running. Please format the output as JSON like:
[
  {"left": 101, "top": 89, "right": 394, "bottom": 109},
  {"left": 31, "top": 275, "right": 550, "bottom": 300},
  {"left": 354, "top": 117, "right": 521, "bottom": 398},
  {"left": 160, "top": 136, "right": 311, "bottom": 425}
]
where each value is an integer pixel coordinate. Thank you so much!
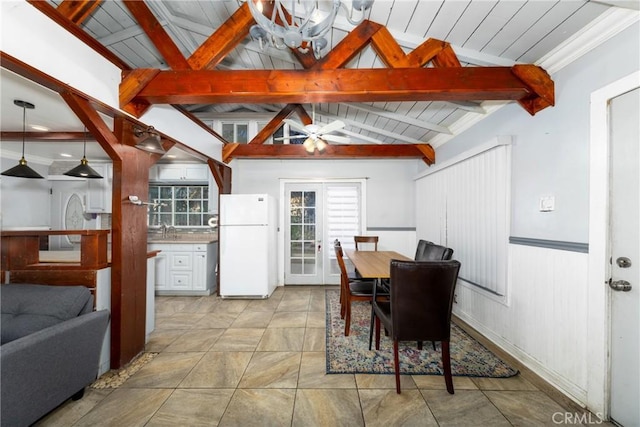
[{"left": 343, "top": 249, "right": 412, "bottom": 280}]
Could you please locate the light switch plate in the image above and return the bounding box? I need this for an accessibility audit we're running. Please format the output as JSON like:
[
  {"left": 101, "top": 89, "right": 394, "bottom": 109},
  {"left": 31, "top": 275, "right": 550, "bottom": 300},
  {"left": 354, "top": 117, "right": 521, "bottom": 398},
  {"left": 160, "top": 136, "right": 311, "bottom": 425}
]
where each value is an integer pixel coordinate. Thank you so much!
[{"left": 539, "top": 196, "right": 555, "bottom": 212}]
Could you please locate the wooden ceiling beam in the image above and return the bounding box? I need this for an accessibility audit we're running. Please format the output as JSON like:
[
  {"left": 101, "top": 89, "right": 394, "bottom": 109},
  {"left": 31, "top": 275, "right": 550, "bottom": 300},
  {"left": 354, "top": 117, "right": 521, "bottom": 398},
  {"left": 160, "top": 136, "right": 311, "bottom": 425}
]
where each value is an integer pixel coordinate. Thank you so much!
[
  {"left": 0, "top": 132, "right": 87, "bottom": 141},
  {"left": 122, "top": 0, "right": 190, "bottom": 71},
  {"left": 124, "top": 67, "right": 552, "bottom": 114},
  {"left": 187, "top": 2, "right": 254, "bottom": 71},
  {"left": 56, "top": 0, "right": 102, "bottom": 25},
  {"left": 223, "top": 142, "right": 435, "bottom": 164}
]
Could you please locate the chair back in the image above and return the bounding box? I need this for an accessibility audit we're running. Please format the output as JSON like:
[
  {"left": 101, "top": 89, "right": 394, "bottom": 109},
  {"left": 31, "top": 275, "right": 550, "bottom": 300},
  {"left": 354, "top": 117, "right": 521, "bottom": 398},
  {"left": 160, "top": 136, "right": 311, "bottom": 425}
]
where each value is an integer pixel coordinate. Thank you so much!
[
  {"left": 415, "top": 241, "right": 453, "bottom": 261},
  {"left": 389, "top": 259, "right": 461, "bottom": 342},
  {"left": 334, "top": 241, "right": 348, "bottom": 285},
  {"left": 354, "top": 235, "right": 378, "bottom": 251}
]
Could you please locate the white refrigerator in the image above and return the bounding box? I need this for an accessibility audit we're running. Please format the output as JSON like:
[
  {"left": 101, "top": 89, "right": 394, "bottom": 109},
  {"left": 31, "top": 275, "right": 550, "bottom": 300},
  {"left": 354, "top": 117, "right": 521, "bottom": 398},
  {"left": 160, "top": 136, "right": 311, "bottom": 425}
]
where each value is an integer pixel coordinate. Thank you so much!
[{"left": 219, "top": 194, "right": 278, "bottom": 298}]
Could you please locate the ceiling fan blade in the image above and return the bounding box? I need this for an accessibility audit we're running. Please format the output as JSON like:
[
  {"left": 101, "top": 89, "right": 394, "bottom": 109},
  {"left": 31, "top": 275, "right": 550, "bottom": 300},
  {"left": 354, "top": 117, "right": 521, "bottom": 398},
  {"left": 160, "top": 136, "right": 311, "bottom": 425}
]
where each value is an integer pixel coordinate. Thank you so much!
[
  {"left": 321, "top": 134, "right": 351, "bottom": 144},
  {"left": 273, "top": 135, "right": 308, "bottom": 141},
  {"left": 283, "top": 119, "right": 310, "bottom": 135},
  {"left": 318, "top": 120, "right": 345, "bottom": 134}
]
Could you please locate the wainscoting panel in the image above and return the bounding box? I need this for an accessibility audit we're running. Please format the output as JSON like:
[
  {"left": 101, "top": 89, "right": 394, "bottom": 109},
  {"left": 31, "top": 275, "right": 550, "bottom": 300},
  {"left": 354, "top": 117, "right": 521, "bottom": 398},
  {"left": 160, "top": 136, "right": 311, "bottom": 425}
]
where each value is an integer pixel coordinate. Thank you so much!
[{"left": 453, "top": 243, "right": 589, "bottom": 403}]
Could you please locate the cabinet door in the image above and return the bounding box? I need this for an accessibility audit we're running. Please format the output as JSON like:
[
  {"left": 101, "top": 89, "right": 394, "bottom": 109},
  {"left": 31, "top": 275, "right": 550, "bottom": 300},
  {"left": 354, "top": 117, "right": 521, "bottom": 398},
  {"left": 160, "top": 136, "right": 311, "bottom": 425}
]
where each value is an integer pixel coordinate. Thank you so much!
[
  {"left": 154, "top": 253, "right": 168, "bottom": 290},
  {"left": 86, "top": 163, "right": 112, "bottom": 213},
  {"left": 156, "top": 165, "right": 184, "bottom": 181},
  {"left": 170, "top": 252, "right": 193, "bottom": 270},
  {"left": 193, "top": 251, "right": 207, "bottom": 290},
  {"left": 185, "top": 164, "right": 208, "bottom": 181}
]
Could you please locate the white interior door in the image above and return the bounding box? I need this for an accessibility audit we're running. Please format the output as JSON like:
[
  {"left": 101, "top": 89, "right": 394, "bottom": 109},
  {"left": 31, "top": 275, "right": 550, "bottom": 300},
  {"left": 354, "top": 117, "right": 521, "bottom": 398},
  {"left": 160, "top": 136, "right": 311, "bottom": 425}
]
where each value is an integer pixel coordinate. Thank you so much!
[
  {"left": 284, "top": 183, "right": 324, "bottom": 284},
  {"left": 609, "top": 87, "right": 639, "bottom": 427}
]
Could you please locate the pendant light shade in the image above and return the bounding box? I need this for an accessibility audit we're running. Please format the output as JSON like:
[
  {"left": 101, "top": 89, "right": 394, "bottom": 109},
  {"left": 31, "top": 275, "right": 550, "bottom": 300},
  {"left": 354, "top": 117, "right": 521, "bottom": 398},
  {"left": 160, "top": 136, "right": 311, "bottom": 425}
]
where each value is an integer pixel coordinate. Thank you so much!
[
  {"left": 64, "top": 128, "right": 103, "bottom": 179},
  {"left": 134, "top": 126, "right": 165, "bottom": 154},
  {"left": 1, "top": 100, "right": 44, "bottom": 179}
]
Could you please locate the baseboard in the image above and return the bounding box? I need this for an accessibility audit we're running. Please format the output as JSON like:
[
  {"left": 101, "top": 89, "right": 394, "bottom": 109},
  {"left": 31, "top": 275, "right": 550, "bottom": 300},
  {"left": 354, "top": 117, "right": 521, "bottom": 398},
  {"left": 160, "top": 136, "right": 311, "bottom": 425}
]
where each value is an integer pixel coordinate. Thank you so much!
[{"left": 453, "top": 312, "right": 589, "bottom": 412}]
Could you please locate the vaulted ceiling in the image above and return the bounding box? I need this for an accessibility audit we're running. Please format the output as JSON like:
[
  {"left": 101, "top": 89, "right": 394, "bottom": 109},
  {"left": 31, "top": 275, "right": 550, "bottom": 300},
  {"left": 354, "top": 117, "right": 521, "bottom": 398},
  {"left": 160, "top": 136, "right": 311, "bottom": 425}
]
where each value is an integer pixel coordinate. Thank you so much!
[{"left": 2, "top": 0, "right": 637, "bottom": 164}]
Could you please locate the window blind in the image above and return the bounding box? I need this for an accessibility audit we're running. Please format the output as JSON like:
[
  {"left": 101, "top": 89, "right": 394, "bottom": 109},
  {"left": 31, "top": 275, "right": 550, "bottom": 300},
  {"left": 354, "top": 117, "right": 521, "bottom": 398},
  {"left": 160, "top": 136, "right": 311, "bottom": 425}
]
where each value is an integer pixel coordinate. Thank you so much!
[{"left": 416, "top": 145, "right": 510, "bottom": 296}]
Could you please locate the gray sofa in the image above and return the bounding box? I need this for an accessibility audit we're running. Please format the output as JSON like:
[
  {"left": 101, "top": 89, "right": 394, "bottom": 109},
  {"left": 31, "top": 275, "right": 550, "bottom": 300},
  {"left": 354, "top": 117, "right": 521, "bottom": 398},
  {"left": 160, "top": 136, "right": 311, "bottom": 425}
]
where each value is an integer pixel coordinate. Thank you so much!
[{"left": 1, "top": 284, "right": 110, "bottom": 427}]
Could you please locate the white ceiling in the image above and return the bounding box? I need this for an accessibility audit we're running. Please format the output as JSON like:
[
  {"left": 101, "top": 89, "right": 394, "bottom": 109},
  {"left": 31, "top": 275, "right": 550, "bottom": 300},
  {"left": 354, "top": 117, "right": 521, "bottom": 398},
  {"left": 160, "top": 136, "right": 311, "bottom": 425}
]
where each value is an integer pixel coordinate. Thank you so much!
[{"left": 1, "top": 0, "right": 638, "bottom": 164}]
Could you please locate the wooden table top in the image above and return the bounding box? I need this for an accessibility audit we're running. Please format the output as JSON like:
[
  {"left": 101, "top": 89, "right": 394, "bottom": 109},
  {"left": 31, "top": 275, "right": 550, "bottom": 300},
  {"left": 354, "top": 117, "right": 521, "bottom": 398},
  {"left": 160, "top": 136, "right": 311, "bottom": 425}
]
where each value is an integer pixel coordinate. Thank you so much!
[{"left": 344, "top": 249, "right": 412, "bottom": 279}]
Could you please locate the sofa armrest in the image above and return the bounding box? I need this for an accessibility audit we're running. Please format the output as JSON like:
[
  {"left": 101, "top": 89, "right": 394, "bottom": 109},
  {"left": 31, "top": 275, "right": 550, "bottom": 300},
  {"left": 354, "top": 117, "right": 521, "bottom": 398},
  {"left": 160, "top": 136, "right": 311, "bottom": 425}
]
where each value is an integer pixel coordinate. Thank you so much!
[{"left": 1, "top": 309, "right": 110, "bottom": 427}]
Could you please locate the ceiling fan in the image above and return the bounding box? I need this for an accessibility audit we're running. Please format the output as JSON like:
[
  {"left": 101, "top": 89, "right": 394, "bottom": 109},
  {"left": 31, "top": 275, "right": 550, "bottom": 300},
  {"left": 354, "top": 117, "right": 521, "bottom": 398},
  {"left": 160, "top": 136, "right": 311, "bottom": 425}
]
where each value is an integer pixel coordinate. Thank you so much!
[{"left": 278, "top": 105, "right": 350, "bottom": 153}]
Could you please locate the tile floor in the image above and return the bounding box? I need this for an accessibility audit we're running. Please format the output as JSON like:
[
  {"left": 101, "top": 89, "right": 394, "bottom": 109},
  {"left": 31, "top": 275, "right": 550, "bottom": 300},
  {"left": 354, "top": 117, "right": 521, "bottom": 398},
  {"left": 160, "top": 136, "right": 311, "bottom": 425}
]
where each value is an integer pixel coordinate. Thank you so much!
[{"left": 38, "top": 286, "right": 608, "bottom": 426}]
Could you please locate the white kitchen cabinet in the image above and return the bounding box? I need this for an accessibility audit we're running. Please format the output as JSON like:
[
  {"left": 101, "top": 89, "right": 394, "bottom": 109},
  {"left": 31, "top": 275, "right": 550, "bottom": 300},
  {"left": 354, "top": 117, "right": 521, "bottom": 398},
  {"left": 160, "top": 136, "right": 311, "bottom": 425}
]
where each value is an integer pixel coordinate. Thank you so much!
[
  {"left": 152, "top": 164, "right": 208, "bottom": 181},
  {"left": 86, "top": 163, "right": 113, "bottom": 213},
  {"left": 148, "top": 242, "right": 217, "bottom": 295}
]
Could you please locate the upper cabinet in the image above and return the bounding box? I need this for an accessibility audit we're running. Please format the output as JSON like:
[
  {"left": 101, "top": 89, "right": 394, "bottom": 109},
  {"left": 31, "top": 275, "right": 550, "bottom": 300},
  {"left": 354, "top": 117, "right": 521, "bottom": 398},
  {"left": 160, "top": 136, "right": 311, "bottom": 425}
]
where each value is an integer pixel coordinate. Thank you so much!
[
  {"left": 150, "top": 164, "right": 208, "bottom": 182},
  {"left": 86, "top": 163, "right": 113, "bottom": 213}
]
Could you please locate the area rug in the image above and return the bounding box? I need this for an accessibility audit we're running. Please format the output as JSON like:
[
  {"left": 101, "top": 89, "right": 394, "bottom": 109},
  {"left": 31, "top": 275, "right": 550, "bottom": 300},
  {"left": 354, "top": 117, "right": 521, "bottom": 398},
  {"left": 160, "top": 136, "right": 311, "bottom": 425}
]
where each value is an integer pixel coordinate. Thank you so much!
[
  {"left": 91, "top": 352, "right": 158, "bottom": 389},
  {"left": 325, "top": 290, "right": 518, "bottom": 377}
]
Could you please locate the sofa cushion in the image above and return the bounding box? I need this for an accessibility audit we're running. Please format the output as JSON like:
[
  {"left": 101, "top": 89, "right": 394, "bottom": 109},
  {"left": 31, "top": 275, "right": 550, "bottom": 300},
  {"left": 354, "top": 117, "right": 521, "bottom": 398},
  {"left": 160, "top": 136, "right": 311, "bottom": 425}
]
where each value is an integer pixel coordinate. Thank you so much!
[{"left": 1, "top": 284, "right": 93, "bottom": 344}]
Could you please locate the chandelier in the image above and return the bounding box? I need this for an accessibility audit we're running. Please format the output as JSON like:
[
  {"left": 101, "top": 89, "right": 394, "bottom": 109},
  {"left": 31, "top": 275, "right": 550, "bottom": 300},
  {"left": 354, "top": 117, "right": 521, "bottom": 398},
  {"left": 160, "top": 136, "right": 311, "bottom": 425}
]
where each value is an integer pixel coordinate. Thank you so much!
[{"left": 247, "top": 0, "right": 374, "bottom": 58}]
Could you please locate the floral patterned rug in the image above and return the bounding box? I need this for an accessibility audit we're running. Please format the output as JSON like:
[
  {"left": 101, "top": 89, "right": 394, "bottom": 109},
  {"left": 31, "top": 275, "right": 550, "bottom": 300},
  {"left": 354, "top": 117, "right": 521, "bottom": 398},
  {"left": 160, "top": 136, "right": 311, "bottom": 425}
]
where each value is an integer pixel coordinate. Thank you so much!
[{"left": 325, "top": 290, "right": 518, "bottom": 377}]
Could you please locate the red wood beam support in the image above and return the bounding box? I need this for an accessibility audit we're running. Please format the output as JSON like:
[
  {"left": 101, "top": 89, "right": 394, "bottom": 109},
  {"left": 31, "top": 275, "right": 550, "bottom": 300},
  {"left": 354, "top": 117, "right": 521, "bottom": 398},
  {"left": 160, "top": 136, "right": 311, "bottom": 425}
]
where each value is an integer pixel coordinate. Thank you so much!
[
  {"left": 56, "top": 0, "right": 102, "bottom": 25},
  {"left": 223, "top": 142, "right": 435, "bottom": 165},
  {"left": 123, "top": 67, "right": 551, "bottom": 112}
]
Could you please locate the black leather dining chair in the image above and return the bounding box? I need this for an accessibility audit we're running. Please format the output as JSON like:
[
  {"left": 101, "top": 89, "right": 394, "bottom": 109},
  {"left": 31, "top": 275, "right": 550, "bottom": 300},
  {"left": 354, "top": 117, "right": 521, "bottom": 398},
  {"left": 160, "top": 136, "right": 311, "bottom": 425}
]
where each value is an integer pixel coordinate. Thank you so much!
[
  {"left": 414, "top": 240, "right": 454, "bottom": 261},
  {"left": 371, "top": 259, "right": 461, "bottom": 394}
]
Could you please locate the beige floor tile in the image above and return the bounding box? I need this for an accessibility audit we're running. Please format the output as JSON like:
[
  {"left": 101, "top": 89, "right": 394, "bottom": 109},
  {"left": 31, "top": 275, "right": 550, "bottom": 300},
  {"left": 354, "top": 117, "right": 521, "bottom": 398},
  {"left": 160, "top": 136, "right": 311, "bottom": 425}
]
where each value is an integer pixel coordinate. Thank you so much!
[
  {"left": 268, "top": 311, "right": 308, "bottom": 328},
  {"left": 122, "top": 352, "right": 205, "bottom": 388},
  {"left": 146, "top": 389, "right": 234, "bottom": 427},
  {"left": 231, "top": 310, "right": 275, "bottom": 328},
  {"left": 303, "top": 328, "right": 325, "bottom": 352},
  {"left": 238, "top": 351, "right": 302, "bottom": 388},
  {"left": 297, "top": 351, "right": 357, "bottom": 389},
  {"left": 306, "top": 311, "right": 326, "bottom": 328},
  {"left": 36, "top": 388, "right": 112, "bottom": 427},
  {"left": 485, "top": 390, "right": 578, "bottom": 426},
  {"left": 214, "top": 299, "right": 250, "bottom": 314},
  {"left": 355, "top": 373, "right": 417, "bottom": 390},
  {"left": 179, "top": 351, "right": 253, "bottom": 388},
  {"left": 211, "top": 328, "right": 265, "bottom": 351},
  {"left": 154, "top": 312, "right": 206, "bottom": 329},
  {"left": 472, "top": 374, "right": 538, "bottom": 391},
  {"left": 359, "top": 389, "right": 438, "bottom": 427},
  {"left": 163, "top": 328, "right": 224, "bottom": 352},
  {"left": 73, "top": 388, "right": 173, "bottom": 427},
  {"left": 219, "top": 389, "right": 296, "bottom": 427},
  {"left": 192, "top": 311, "right": 240, "bottom": 329},
  {"left": 309, "top": 289, "right": 328, "bottom": 312},
  {"left": 144, "top": 329, "right": 184, "bottom": 352},
  {"left": 413, "top": 375, "right": 479, "bottom": 390},
  {"left": 245, "top": 297, "right": 282, "bottom": 311},
  {"left": 421, "top": 389, "right": 511, "bottom": 426},
  {"left": 277, "top": 297, "right": 310, "bottom": 312},
  {"left": 292, "top": 389, "right": 364, "bottom": 427},
  {"left": 257, "top": 327, "right": 305, "bottom": 351}
]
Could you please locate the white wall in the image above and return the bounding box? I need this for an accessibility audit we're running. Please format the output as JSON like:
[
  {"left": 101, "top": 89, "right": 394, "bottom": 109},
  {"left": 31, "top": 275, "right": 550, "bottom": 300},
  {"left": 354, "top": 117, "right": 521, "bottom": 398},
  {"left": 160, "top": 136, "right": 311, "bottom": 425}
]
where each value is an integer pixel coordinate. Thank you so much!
[
  {"left": 0, "top": 158, "right": 50, "bottom": 228},
  {"left": 416, "top": 22, "right": 640, "bottom": 410},
  {"left": 232, "top": 159, "right": 420, "bottom": 229}
]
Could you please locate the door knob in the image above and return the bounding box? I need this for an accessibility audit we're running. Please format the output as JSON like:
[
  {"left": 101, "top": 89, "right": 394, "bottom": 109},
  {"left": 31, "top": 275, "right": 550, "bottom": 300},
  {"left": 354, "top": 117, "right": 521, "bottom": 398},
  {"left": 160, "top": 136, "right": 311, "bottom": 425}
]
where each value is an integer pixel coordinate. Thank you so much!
[{"left": 609, "top": 280, "right": 632, "bottom": 292}]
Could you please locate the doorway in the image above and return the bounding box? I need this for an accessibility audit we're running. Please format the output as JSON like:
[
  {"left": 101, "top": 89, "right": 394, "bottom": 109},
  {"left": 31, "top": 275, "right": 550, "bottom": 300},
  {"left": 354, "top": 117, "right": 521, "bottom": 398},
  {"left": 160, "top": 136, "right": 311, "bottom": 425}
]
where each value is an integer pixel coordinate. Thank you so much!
[
  {"left": 587, "top": 71, "right": 639, "bottom": 422},
  {"left": 282, "top": 180, "right": 365, "bottom": 285}
]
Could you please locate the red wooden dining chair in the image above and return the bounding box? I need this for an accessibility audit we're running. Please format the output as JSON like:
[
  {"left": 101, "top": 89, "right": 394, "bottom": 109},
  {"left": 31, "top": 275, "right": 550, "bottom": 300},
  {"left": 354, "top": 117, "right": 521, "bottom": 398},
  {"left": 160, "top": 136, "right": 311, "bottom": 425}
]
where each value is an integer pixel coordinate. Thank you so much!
[
  {"left": 334, "top": 240, "right": 388, "bottom": 336},
  {"left": 372, "top": 259, "right": 461, "bottom": 394}
]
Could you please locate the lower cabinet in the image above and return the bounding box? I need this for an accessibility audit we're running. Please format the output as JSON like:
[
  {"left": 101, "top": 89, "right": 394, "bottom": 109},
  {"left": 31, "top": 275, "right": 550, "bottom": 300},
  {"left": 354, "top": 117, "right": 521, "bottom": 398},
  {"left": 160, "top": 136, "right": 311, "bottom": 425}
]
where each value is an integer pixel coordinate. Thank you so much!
[{"left": 148, "top": 242, "right": 217, "bottom": 295}]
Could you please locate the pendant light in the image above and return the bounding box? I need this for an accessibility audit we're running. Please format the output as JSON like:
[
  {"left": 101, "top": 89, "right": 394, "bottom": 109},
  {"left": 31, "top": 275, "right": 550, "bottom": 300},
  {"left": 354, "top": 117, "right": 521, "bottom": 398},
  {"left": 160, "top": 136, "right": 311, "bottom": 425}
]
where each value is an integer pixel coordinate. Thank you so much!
[
  {"left": 134, "top": 126, "right": 165, "bottom": 154},
  {"left": 1, "top": 100, "right": 44, "bottom": 179},
  {"left": 64, "top": 127, "right": 103, "bottom": 179}
]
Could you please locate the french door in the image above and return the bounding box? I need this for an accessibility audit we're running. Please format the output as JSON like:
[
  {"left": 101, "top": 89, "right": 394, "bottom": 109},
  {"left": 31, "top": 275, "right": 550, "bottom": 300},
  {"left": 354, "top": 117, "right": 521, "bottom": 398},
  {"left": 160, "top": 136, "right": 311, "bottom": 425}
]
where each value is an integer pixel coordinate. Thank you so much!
[{"left": 283, "top": 181, "right": 364, "bottom": 285}]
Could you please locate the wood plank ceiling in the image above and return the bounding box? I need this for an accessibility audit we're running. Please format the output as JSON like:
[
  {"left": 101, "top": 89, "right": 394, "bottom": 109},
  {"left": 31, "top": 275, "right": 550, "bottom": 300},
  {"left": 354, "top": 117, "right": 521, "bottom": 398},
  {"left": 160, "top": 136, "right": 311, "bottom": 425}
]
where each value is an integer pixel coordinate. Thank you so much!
[{"left": 39, "top": 0, "right": 614, "bottom": 163}]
